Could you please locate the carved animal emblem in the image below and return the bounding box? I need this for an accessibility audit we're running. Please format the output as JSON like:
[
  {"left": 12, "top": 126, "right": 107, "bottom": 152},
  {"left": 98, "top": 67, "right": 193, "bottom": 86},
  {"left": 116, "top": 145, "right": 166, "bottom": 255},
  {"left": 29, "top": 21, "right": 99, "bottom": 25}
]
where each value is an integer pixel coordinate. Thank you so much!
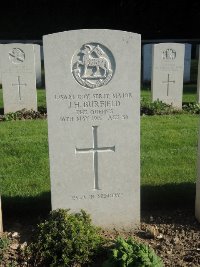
[
  {"left": 77, "top": 45, "right": 110, "bottom": 78},
  {"left": 72, "top": 43, "right": 115, "bottom": 89}
]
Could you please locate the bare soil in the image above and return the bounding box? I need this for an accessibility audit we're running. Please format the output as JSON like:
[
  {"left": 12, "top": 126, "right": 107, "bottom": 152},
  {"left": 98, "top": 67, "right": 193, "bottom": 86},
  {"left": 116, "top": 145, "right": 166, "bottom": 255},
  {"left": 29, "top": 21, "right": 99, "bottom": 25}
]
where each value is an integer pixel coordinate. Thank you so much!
[{"left": 2, "top": 208, "right": 200, "bottom": 266}]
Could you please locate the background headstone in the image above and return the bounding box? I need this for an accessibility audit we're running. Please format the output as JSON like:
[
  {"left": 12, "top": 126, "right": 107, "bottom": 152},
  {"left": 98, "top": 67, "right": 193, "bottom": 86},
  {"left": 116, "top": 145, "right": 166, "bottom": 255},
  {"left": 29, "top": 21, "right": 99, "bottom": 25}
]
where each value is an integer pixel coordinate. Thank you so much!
[
  {"left": 142, "top": 44, "right": 153, "bottom": 83},
  {"left": 151, "top": 43, "right": 185, "bottom": 108},
  {"left": 43, "top": 29, "right": 141, "bottom": 229},
  {"left": 0, "top": 44, "right": 41, "bottom": 87},
  {"left": 142, "top": 43, "right": 191, "bottom": 83},
  {"left": 195, "top": 125, "right": 200, "bottom": 222},
  {"left": 197, "top": 46, "right": 200, "bottom": 103},
  {"left": 1, "top": 43, "right": 37, "bottom": 113},
  {"left": 184, "top": 43, "right": 192, "bottom": 82},
  {"left": 34, "top": 44, "right": 42, "bottom": 87}
]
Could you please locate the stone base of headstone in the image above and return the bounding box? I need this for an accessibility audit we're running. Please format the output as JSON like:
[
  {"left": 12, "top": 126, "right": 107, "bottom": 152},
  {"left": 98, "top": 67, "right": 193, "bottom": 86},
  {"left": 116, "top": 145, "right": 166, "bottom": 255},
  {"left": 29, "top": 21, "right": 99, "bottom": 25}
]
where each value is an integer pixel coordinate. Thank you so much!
[{"left": 0, "top": 196, "right": 3, "bottom": 232}]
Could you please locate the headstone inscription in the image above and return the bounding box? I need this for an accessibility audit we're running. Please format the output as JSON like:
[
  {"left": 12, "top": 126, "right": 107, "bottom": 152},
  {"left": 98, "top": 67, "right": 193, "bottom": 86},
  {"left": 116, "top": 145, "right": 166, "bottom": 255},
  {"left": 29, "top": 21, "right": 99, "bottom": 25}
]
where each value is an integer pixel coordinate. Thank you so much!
[
  {"left": 195, "top": 125, "right": 200, "bottom": 222},
  {"left": 43, "top": 29, "right": 141, "bottom": 229},
  {"left": 184, "top": 43, "right": 192, "bottom": 83},
  {"left": 197, "top": 46, "right": 200, "bottom": 103},
  {"left": 1, "top": 44, "right": 37, "bottom": 113},
  {"left": 142, "top": 44, "right": 153, "bottom": 83},
  {"left": 151, "top": 43, "right": 185, "bottom": 108}
]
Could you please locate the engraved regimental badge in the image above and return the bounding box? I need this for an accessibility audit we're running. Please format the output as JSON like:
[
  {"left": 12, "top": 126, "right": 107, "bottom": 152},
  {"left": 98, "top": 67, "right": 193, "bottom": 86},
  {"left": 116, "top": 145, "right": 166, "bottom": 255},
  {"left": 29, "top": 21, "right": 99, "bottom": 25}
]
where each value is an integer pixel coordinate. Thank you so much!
[
  {"left": 72, "top": 43, "right": 115, "bottom": 89},
  {"left": 9, "top": 48, "right": 25, "bottom": 64},
  {"left": 162, "top": 48, "right": 176, "bottom": 60}
]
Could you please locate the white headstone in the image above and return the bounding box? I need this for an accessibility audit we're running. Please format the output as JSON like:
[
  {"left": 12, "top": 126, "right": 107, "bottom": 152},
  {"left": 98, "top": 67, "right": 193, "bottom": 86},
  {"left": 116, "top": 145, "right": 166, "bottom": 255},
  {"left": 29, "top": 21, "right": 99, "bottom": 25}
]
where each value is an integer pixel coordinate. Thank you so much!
[
  {"left": 195, "top": 126, "right": 200, "bottom": 222},
  {"left": 142, "top": 44, "right": 153, "bottom": 83},
  {"left": 184, "top": 43, "right": 192, "bottom": 82},
  {"left": 0, "top": 44, "right": 41, "bottom": 87},
  {"left": 34, "top": 44, "right": 42, "bottom": 87},
  {"left": 43, "top": 29, "right": 141, "bottom": 230},
  {"left": 151, "top": 43, "right": 185, "bottom": 108},
  {"left": 197, "top": 46, "right": 200, "bottom": 103},
  {"left": 1, "top": 44, "right": 37, "bottom": 113}
]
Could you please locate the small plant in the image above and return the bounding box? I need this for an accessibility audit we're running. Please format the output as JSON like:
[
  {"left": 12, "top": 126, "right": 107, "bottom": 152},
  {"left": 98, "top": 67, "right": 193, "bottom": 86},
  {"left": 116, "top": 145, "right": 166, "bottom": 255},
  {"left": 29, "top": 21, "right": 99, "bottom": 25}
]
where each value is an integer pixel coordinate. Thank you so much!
[
  {"left": 102, "top": 237, "right": 164, "bottom": 267},
  {"left": 28, "top": 209, "right": 104, "bottom": 267},
  {"left": 0, "top": 108, "right": 47, "bottom": 122},
  {"left": 141, "top": 98, "right": 182, "bottom": 115},
  {"left": 0, "top": 235, "right": 10, "bottom": 261},
  {"left": 182, "top": 103, "right": 200, "bottom": 114}
]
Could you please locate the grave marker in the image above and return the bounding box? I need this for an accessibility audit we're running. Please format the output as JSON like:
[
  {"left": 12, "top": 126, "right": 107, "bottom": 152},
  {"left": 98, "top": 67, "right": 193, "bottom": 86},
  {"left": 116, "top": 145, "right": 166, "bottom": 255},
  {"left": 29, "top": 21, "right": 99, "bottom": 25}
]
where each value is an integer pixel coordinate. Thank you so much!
[
  {"left": 184, "top": 43, "right": 192, "bottom": 82},
  {"left": 1, "top": 44, "right": 37, "bottom": 113},
  {"left": 143, "top": 43, "right": 190, "bottom": 84},
  {"left": 0, "top": 44, "right": 42, "bottom": 87},
  {"left": 43, "top": 29, "right": 141, "bottom": 229},
  {"left": 151, "top": 43, "right": 184, "bottom": 108}
]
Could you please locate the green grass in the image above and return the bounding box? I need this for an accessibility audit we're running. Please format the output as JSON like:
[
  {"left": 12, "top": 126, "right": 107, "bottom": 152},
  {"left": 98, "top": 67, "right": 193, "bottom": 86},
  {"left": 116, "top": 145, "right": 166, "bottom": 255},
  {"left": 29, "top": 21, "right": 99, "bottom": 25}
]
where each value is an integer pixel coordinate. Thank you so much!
[
  {"left": 0, "top": 114, "right": 199, "bottom": 218},
  {"left": 141, "top": 84, "right": 198, "bottom": 103},
  {"left": 0, "top": 120, "right": 50, "bottom": 216},
  {"left": 141, "top": 114, "right": 199, "bottom": 208}
]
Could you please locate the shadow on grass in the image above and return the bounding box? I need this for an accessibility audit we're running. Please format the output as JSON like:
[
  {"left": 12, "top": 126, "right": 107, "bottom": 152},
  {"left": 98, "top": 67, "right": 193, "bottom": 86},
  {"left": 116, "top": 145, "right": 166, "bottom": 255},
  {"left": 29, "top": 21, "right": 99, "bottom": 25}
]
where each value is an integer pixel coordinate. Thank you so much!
[
  {"left": 141, "top": 182, "right": 195, "bottom": 210},
  {"left": 2, "top": 192, "right": 51, "bottom": 223},
  {"left": 2, "top": 182, "right": 196, "bottom": 218},
  {"left": 183, "top": 84, "right": 197, "bottom": 94}
]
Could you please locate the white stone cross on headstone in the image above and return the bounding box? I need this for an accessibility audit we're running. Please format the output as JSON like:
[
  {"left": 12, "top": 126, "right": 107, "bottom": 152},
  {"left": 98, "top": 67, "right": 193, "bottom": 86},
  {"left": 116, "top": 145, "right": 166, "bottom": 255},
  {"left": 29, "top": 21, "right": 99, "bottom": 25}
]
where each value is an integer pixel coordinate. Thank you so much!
[
  {"left": 162, "top": 74, "right": 175, "bottom": 96},
  {"left": 75, "top": 126, "right": 115, "bottom": 190},
  {"left": 12, "top": 76, "right": 27, "bottom": 101}
]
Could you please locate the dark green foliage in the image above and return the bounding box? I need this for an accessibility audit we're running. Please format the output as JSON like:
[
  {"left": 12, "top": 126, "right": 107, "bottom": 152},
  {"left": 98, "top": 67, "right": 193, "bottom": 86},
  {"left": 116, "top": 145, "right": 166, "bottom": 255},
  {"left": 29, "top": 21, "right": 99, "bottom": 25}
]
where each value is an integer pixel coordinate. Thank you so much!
[
  {"left": 0, "top": 108, "right": 47, "bottom": 121},
  {"left": 141, "top": 99, "right": 182, "bottom": 115},
  {"left": 28, "top": 209, "right": 104, "bottom": 267},
  {"left": 182, "top": 103, "right": 200, "bottom": 114},
  {"left": 102, "top": 237, "right": 164, "bottom": 267}
]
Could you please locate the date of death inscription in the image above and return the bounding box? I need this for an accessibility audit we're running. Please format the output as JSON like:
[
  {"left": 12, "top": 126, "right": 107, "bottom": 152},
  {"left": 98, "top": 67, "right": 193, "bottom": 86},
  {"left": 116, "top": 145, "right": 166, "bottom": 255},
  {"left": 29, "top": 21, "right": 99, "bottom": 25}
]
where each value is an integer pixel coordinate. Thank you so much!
[{"left": 54, "top": 92, "right": 133, "bottom": 123}]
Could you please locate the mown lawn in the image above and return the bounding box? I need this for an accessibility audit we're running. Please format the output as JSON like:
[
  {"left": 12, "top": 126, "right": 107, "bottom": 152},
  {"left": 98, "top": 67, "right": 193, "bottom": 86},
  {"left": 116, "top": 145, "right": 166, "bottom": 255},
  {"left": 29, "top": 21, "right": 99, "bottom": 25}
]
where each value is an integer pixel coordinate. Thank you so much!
[
  {"left": 0, "top": 114, "right": 199, "bottom": 218},
  {"left": 141, "top": 84, "right": 198, "bottom": 103}
]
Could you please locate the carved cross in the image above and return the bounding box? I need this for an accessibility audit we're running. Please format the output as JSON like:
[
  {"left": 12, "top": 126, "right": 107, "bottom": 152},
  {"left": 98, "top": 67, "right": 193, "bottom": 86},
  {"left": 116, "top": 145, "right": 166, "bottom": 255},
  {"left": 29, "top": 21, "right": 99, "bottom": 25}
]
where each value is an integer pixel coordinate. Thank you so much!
[
  {"left": 162, "top": 74, "right": 175, "bottom": 96},
  {"left": 12, "top": 76, "right": 27, "bottom": 101},
  {"left": 75, "top": 126, "right": 115, "bottom": 190}
]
